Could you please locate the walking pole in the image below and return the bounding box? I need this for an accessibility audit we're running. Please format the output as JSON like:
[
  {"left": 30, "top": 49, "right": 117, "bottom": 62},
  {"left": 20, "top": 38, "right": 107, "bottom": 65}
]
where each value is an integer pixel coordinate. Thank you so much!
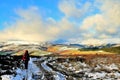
[
  {"left": 26, "top": 69, "right": 28, "bottom": 80},
  {"left": 26, "top": 62, "right": 29, "bottom": 80}
]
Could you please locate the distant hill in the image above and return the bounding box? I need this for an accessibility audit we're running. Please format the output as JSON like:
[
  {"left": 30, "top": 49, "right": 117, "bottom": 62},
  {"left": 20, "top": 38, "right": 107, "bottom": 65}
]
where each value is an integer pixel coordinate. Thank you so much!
[
  {"left": 0, "top": 41, "right": 120, "bottom": 55},
  {"left": 101, "top": 46, "right": 120, "bottom": 54},
  {"left": 78, "top": 44, "right": 120, "bottom": 54},
  {"left": 69, "top": 44, "right": 85, "bottom": 48}
]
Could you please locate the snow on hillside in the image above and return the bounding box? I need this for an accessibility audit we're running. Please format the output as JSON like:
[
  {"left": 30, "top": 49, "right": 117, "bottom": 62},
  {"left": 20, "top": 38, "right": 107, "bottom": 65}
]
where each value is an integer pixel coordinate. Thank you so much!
[
  {"left": 1, "top": 58, "right": 40, "bottom": 80},
  {"left": 1, "top": 56, "right": 120, "bottom": 80},
  {"left": 67, "top": 38, "right": 120, "bottom": 46},
  {"left": 4, "top": 41, "right": 40, "bottom": 45},
  {"left": 59, "top": 46, "right": 78, "bottom": 51}
]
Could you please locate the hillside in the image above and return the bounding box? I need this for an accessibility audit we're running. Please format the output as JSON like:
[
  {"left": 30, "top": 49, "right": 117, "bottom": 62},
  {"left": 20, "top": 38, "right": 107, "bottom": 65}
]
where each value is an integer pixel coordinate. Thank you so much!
[
  {"left": 47, "top": 45, "right": 115, "bottom": 55},
  {"left": 1, "top": 42, "right": 120, "bottom": 80},
  {"left": 101, "top": 46, "right": 120, "bottom": 54},
  {"left": 0, "top": 41, "right": 120, "bottom": 56},
  {"left": 78, "top": 45, "right": 120, "bottom": 54},
  {"left": 0, "top": 41, "right": 51, "bottom": 56}
]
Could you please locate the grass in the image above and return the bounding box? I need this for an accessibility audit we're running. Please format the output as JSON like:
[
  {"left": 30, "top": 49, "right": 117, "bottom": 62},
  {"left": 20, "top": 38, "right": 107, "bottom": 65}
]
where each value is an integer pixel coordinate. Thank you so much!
[
  {"left": 13, "top": 50, "right": 51, "bottom": 56},
  {"left": 47, "top": 45, "right": 120, "bottom": 55},
  {"left": 54, "top": 50, "right": 114, "bottom": 55},
  {"left": 78, "top": 47, "right": 99, "bottom": 51},
  {"left": 30, "top": 50, "right": 51, "bottom": 56},
  {"left": 0, "top": 52, "right": 7, "bottom": 55},
  {"left": 101, "top": 46, "right": 120, "bottom": 54},
  {"left": 79, "top": 46, "right": 120, "bottom": 54},
  {"left": 0, "top": 51, "right": 13, "bottom": 55}
]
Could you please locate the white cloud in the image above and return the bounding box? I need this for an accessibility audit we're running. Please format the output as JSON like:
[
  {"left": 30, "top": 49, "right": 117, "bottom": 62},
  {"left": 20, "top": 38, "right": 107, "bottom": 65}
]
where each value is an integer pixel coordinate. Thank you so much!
[
  {"left": 81, "top": 38, "right": 104, "bottom": 45},
  {"left": 80, "top": 14, "right": 106, "bottom": 30},
  {"left": 81, "top": 38, "right": 120, "bottom": 45},
  {"left": 59, "top": 0, "right": 92, "bottom": 18},
  {"left": 68, "top": 38, "right": 120, "bottom": 45},
  {"left": 98, "top": 0, "right": 120, "bottom": 26},
  {"left": 0, "top": 7, "right": 76, "bottom": 42},
  {"left": 0, "top": 0, "right": 120, "bottom": 44},
  {"left": 58, "top": 0, "right": 120, "bottom": 41},
  {"left": 0, "top": 7, "right": 57, "bottom": 42},
  {"left": 80, "top": 0, "right": 120, "bottom": 39}
]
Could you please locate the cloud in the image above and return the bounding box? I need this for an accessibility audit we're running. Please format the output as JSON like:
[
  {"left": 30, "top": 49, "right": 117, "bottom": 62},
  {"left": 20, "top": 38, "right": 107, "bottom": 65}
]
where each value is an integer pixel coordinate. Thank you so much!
[
  {"left": 80, "top": 14, "right": 110, "bottom": 38},
  {"left": 0, "top": 0, "right": 120, "bottom": 44},
  {"left": 58, "top": 0, "right": 120, "bottom": 40},
  {"left": 81, "top": 38, "right": 120, "bottom": 45},
  {"left": 0, "top": 7, "right": 57, "bottom": 42},
  {"left": 80, "top": 0, "right": 120, "bottom": 39},
  {"left": 99, "top": 0, "right": 120, "bottom": 30},
  {"left": 81, "top": 38, "right": 104, "bottom": 45},
  {"left": 68, "top": 38, "right": 120, "bottom": 45},
  {"left": 59, "top": 0, "right": 92, "bottom": 18},
  {"left": 0, "top": 6, "right": 76, "bottom": 42},
  {"left": 98, "top": 0, "right": 120, "bottom": 26}
]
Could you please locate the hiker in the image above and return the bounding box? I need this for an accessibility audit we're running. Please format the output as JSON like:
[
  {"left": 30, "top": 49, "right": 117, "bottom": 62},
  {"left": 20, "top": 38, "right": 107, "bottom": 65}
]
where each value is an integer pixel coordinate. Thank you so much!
[{"left": 22, "top": 50, "right": 30, "bottom": 69}]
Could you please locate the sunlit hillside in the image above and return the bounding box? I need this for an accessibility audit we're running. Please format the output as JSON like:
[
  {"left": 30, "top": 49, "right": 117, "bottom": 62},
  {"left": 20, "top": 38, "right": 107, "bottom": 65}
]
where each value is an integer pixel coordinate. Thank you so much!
[
  {"left": 47, "top": 45, "right": 116, "bottom": 55},
  {"left": 101, "top": 46, "right": 120, "bottom": 54},
  {"left": 13, "top": 50, "right": 51, "bottom": 56}
]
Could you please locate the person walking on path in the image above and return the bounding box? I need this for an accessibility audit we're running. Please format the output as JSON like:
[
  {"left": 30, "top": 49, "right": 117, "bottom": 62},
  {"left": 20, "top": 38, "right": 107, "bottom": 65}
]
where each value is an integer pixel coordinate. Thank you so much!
[{"left": 22, "top": 50, "right": 30, "bottom": 69}]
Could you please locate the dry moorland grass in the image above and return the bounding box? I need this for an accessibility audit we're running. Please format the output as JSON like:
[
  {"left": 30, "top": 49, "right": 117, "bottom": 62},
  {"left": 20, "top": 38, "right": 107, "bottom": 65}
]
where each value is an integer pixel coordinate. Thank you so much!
[{"left": 47, "top": 46, "right": 120, "bottom": 67}]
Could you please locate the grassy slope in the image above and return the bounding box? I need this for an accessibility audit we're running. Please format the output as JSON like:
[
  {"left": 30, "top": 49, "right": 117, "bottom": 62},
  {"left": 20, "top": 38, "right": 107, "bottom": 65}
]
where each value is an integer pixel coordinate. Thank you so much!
[
  {"left": 0, "top": 52, "right": 8, "bottom": 55},
  {"left": 47, "top": 46, "right": 115, "bottom": 55},
  {"left": 47, "top": 46, "right": 120, "bottom": 55},
  {"left": 101, "top": 46, "right": 120, "bottom": 54},
  {"left": 13, "top": 50, "right": 51, "bottom": 56},
  {"left": 79, "top": 46, "right": 120, "bottom": 54}
]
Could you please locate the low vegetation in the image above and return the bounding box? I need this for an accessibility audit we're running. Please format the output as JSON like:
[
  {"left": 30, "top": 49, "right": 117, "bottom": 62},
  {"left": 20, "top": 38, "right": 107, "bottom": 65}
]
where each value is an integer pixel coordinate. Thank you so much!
[
  {"left": 13, "top": 50, "right": 51, "bottom": 56},
  {"left": 101, "top": 46, "right": 120, "bottom": 54},
  {"left": 0, "top": 51, "right": 13, "bottom": 55},
  {"left": 0, "top": 52, "right": 6, "bottom": 55},
  {"left": 79, "top": 46, "right": 120, "bottom": 54}
]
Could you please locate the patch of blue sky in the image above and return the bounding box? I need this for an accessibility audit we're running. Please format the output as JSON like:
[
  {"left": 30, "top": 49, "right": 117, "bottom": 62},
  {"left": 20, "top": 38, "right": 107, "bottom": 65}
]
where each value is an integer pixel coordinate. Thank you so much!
[
  {"left": 0, "top": 0, "right": 27, "bottom": 30},
  {"left": 0, "top": 0, "right": 101, "bottom": 30},
  {"left": 27, "top": 0, "right": 62, "bottom": 21}
]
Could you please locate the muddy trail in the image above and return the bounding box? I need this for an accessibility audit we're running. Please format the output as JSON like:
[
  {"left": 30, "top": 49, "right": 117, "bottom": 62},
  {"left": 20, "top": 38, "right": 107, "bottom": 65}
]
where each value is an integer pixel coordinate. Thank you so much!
[{"left": 0, "top": 54, "right": 120, "bottom": 80}]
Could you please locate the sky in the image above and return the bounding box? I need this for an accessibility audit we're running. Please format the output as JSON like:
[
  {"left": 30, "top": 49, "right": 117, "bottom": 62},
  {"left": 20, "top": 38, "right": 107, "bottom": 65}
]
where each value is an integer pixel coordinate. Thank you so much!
[{"left": 0, "top": 0, "right": 120, "bottom": 44}]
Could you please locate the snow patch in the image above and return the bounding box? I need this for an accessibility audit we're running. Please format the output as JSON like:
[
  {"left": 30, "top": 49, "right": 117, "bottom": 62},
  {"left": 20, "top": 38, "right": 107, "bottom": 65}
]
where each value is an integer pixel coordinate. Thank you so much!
[{"left": 1, "top": 58, "right": 40, "bottom": 80}]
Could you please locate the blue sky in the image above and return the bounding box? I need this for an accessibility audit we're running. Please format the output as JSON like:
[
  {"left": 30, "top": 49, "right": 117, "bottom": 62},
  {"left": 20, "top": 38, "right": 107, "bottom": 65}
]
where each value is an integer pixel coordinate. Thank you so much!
[
  {"left": 0, "top": 0, "right": 61, "bottom": 28},
  {"left": 0, "top": 0, "right": 120, "bottom": 44},
  {"left": 0, "top": 0, "right": 97, "bottom": 29}
]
